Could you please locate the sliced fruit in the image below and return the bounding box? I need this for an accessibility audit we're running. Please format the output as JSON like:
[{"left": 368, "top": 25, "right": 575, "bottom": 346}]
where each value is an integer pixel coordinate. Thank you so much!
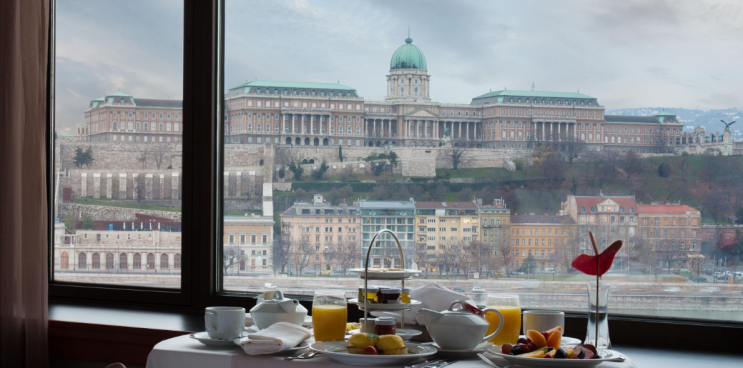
[
  {"left": 554, "top": 347, "right": 567, "bottom": 359},
  {"left": 545, "top": 326, "right": 563, "bottom": 335},
  {"left": 519, "top": 349, "right": 546, "bottom": 358},
  {"left": 546, "top": 330, "right": 561, "bottom": 349},
  {"left": 526, "top": 330, "right": 547, "bottom": 349}
]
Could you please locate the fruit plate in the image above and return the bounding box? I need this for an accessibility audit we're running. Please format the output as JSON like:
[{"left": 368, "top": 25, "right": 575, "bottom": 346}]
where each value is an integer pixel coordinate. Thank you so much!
[
  {"left": 309, "top": 341, "right": 437, "bottom": 366},
  {"left": 348, "top": 328, "right": 422, "bottom": 341},
  {"left": 348, "top": 298, "right": 421, "bottom": 310},
  {"left": 348, "top": 268, "right": 421, "bottom": 279},
  {"left": 518, "top": 335, "right": 582, "bottom": 346},
  {"left": 486, "top": 346, "right": 624, "bottom": 368}
]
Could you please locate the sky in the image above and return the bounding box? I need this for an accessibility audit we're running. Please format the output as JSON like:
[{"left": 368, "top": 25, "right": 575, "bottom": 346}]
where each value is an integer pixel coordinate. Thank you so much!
[{"left": 55, "top": 0, "right": 743, "bottom": 135}]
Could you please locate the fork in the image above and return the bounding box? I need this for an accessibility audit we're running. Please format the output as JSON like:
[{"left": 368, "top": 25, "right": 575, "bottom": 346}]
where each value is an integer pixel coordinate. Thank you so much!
[
  {"left": 477, "top": 353, "right": 501, "bottom": 368},
  {"left": 285, "top": 351, "right": 318, "bottom": 360}
]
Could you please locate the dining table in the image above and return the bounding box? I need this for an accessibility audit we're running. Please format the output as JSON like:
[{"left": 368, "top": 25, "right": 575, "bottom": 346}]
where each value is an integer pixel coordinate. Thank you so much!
[{"left": 145, "top": 334, "right": 639, "bottom": 368}]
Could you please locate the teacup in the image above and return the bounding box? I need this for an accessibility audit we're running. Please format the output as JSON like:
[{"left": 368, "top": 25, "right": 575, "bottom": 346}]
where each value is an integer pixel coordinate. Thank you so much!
[
  {"left": 522, "top": 310, "right": 564, "bottom": 334},
  {"left": 205, "top": 306, "right": 246, "bottom": 339}
]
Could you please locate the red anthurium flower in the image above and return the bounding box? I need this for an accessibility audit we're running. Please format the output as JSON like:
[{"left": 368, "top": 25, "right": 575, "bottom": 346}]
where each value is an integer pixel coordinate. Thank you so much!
[
  {"left": 572, "top": 237, "right": 623, "bottom": 277},
  {"left": 463, "top": 302, "right": 486, "bottom": 317}
]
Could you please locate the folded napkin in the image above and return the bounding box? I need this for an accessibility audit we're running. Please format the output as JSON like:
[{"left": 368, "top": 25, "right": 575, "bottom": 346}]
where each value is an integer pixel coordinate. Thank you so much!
[
  {"left": 236, "top": 322, "right": 311, "bottom": 355},
  {"left": 245, "top": 313, "right": 312, "bottom": 328},
  {"left": 372, "top": 283, "right": 474, "bottom": 325}
]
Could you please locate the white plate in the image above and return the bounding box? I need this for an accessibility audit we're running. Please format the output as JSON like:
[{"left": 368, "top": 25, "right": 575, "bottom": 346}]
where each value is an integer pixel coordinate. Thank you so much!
[
  {"left": 348, "top": 268, "right": 421, "bottom": 279},
  {"left": 431, "top": 342, "right": 492, "bottom": 358},
  {"left": 189, "top": 331, "right": 242, "bottom": 347},
  {"left": 309, "top": 341, "right": 437, "bottom": 366},
  {"left": 348, "top": 328, "right": 423, "bottom": 341},
  {"left": 486, "top": 346, "right": 623, "bottom": 368},
  {"left": 516, "top": 335, "right": 582, "bottom": 346},
  {"left": 232, "top": 338, "right": 313, "bottom": 355},
  {"left": 349, "top": 298, "right": 421, "bottom": 310}
]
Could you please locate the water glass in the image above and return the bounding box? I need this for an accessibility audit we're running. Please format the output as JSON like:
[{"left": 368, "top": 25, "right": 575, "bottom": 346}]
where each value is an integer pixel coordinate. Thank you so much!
[{"left": 312, "top": 290, "right": 347, "bottom": 342}]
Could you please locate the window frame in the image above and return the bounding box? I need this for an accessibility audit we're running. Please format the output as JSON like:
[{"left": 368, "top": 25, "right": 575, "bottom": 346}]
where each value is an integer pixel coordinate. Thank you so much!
[{"left": 44, "top": 1, "right": 743, "bottom": 335}]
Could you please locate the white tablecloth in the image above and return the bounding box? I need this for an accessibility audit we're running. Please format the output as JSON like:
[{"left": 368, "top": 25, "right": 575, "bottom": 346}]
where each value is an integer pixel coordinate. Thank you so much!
[{"left": 146, "top": 335, "right": 638, "bottom": 368}]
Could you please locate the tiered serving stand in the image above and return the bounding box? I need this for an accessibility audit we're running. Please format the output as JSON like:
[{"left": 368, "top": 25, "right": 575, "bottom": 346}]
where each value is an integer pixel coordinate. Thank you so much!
[{"left": 348, "top": 229, "right": 420, "bottom": 330}]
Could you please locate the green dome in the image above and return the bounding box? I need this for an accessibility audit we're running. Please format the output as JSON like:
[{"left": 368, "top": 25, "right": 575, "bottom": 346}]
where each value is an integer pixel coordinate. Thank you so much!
[{"left": 390, "top": 37, "right": 427, "bottom": 70}]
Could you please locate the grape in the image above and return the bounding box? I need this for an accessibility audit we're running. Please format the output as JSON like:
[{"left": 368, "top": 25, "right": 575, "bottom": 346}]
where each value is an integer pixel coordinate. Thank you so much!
[
  {"left": 501, "top": 343, "right": 513, "bottom": 354},
  {"left": 518, "top": 343, "right": 531, "bottom": 352},
  {"left": 516, "top": 337, "right": 528, "bottom": 345},
  {"left": 363, "top": 346, "right": 378, "bottom": 355},
  {"left": 526, "top": 337, "right": 532, "bottom": 343}
]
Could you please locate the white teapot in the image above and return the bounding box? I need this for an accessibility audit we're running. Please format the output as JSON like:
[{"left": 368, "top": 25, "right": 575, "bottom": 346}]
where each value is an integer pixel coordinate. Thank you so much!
[
  {"left": 250, "top": 290, "right": 308, "bottom": 330},
  {"left": 418, "top": 300, "right": 504, "bottom": 351}
]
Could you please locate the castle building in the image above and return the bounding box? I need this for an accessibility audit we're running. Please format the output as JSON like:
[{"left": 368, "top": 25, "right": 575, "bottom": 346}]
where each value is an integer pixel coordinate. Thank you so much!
[{"left": 76, "top": 91, "right": 183, "bottom": 143}]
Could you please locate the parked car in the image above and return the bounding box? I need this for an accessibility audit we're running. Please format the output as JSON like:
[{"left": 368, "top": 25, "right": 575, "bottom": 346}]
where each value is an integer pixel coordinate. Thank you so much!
[
  {"left": 264, "top": 282, "right": 277, "bottom": 288},
  {"left": 472, "top": 286, "right": 486, "bottom": 292},
  {"left": 689, "top": 275, "right": 708, "bottom": 283},
  {"left": 735, "top": 272, "right": 743, "bottom": 278},
  {"left": 451, "top": 287, "right": 465, "bottom": 293}
]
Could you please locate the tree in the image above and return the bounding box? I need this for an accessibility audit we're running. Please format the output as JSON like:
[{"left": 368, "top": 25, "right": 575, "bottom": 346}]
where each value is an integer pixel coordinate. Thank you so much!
[
  {"left": 702, "top": 189, "right": 731, "bottom": 223},
  {"left": 135, "top": 174, "right": 146, "bottom": 203},
  {"left": 387, "top": 151, "right": 399, "bottom": 168},
  {"left": 283, "top": 149, "right": 305, "bottom": 181},
  {"left": 330, "top": 242, "right": 362, "bottom": 275},
  {"left": 371, "top": 161, "right": 389, "bottom": 176},
  {"left": 73, "top": 146, "right": 94, "bottom": 168},
  {"left": 446, "top": 146, "right": 468, "bottom": 170},
  {"left": 64, "top": 211, "right": 76, "bottom": 230},
  {"left": 620, "top": 151, "right": 644, "bottom": 181},
  {"left": 658, "top": 162, "right": 672, "bottom": 178},
  {"left": 413, "top": 245, "right": 430, "bottom": 277},
  {"left": 223, "top": 245, "right": 238, "bottom": 275},
  {"left": 290, "top": 240, "right": 313, "bottom": 275},
  {"left": 82, "top": 213, "right": 95, "bottom": 230},
  {"left": 676, "top": 156, "right": 690, "bottom": 182},
  {"left": 338, "top": 145, "right": 343, "bottom": 162},
  {"left": 432, "top": 183, "right": 450, "bottom": 201},
  {"left": 701, "top": 156, "right": 725, "bottom": 189},
  {"left": 655, "top": 240, "right": 678, "bottom": 274},
  {"left": 561, "top": 135, "right": 587, "bottom": 163},
  {"left": 150, "top": 143, "right": 170, "bottom": 170},
  {"left": 496, "top": 240, "right": 514, "bottom": 277},
  {"left": 137, "top": 152, "right": 149, "bottom": 169},
  {"left": 272, "top": 237, "right": 292, "bottom": 274},
  {"left": 294, "top": 188, "right": 306, "bottom": 201},
  {"left": 311, "top": 160, "right": 329, "bottom": 180},
  {"left": 736, "top": 208, "right": 743, "bottom": 225}
]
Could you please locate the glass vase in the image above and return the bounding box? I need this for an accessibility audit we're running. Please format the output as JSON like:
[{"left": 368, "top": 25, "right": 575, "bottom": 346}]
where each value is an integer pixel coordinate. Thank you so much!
[{"left": 585, "top": 283, "right": 611, "bottom": 349}]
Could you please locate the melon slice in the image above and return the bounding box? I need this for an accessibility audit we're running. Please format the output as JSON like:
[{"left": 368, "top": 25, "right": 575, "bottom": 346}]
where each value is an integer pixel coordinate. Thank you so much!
[
  {"left": 545, "top": 326, "right": 563, "bottom": 335},
  {"left": 526, "top": 330, "right": 547, "bottom": 348},
  {"left": 546, "top": 330, "right": 561, "bottom": 349}
]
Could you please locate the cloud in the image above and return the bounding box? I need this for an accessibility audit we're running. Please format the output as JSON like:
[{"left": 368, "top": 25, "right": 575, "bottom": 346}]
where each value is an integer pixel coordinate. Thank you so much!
[{"left": 55, "top": 0, "right": 743, "bottom": 134}]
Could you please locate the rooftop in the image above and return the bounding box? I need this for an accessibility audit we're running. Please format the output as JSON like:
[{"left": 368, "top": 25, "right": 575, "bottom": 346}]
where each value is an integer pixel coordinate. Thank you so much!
[
  {"left": 472, "top": 90, "right": 595, "bottom": 100},
  {"left": 511, "top": 214, "right": 574, "bottom": 225},
  {"left": 637, "top": 204, "right": 699, "bottom": 215},
  {"left": 281, "top": 203, "right": 359, "bottom": 217},
  {"left": 359, "top": 200, "right": 415, "bottom": 210},
  {"left": 414, "top": 201, "right": 478, "bottom": 209},
  {"left": 230, "top": 80, "right": 356, "bottom": 91},
  {"left": 573, "top": 196, "right": 638, "bottom": 214}
]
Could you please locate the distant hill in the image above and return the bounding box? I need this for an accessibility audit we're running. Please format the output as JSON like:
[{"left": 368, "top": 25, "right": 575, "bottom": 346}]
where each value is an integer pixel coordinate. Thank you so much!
[{"left": 606, "top": 107, "right": 742, "bottom": 137}]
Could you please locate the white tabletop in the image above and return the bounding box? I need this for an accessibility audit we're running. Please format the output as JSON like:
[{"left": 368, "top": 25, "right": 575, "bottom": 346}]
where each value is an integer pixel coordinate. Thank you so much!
[{"left": 146, "top": 335, "right": 637, "bottom": 368}]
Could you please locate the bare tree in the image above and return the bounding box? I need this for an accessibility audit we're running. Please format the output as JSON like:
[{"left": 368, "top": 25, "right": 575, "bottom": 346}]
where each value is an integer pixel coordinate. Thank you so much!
[
  {"left": 701, "top": 156, "right": 726, "bottom": 189},
  {"left": 150, "top": 143, "right": 172, "bottom": 170},
  {"left": 223, "top": 244, "right": 239, "bottom": 275},
  {"left": 272, "top": 236, "right": 292, "bottom": 274},
  {"left": 445, "top": 146, "right": 469, "bottom": 170},
  {"left": 655, "top": 240, "right": 678, "bottom": 274},
  {"left": 496, "top": 240, "right": 515, "bottom": 277},
  {"left": 556, "top": 226, "right": 582, "bottom": 272},
  {"left": 676, "top": 156, "right": 690, "bottom": 182},
  {"left": 135, "top": 174, "right": 146, "bottom": 203},
  {"left": 137, "top": 152, "right": 149, "bottom": 169},
  {"left": 290, "top": 240, "right": 313, "bottom": 275},
  {"left": 560, "top": 135, "right": 587, "bottom": 163},
  {"left": 619, "top": 150, "right": 644, "bottom": 181},
  {"left": 413, "top": 244, "right": 431, "bottom": 277},
  {"left": 330, "top": 242, "right": 362, "bottom": 275}
]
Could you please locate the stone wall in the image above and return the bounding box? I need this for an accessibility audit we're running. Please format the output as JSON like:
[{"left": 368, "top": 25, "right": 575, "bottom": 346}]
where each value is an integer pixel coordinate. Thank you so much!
[{"left": 58, "top": 203, "right": 181, "bottom": 221}]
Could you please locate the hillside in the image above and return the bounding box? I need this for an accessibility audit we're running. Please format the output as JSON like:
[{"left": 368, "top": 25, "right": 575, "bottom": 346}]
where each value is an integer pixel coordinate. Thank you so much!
[{"left": 606, "top": 107, "right": 742, "bottom": 138}]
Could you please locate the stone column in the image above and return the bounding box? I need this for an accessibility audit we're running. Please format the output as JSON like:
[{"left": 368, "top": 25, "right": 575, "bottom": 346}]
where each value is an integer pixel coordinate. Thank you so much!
[
  {"left": 159, "top": 174, "right": 165, "bottom": 199},
  {"left": 416, "top": 120, "right": 420, "bottom": 138},
  {"left": 119, "top": 173, "right": 127, "bottom": 199},
  {"left": 474, "top": 123, "right": 478, "bottom": 141},
  {"left": 301, "top": 115, "right": 305, "bottom": 134},
  {"left": 145, "top": 174, "right": 153, "bottom": 200},
  {"left": 291, "top": 114, "right": 295, "bottom": 134},
  {"left": 223, "top": 171, "right": 229, "bottom": 198},
  {"left": 458, "top": 122, "right": 462, "bottom": 139},
  {"left": 373, "top": 120, "right": 377, "bottom": 137},
  {"left": 558, "top": 123, "right": 562, "bottom": 141},
  {"left": 132, "top": 174, "right": 138, "bottom": 200},
  {"left": 388, "top": 119, "right": 392, "bottom": 138},
  {"left": 93, "top": 173, "right": 101, "bottom": 198},
  {"left": 282, "top": 114, "right": 286, "bottom": 134},
  {"left": 171, "top": 173, "right": 179, "bottom": 199},
  {"left": 235, "top": 171, "right": 242, "bottom": 197},
  {"left": 466, "top": 123, "right": 469, "bottom": 141},
  {"left": 106, "top": 173, "right": 112, "bottom": 198},
  {"left": 310, "top": 115, "right": 314, "bottom": 134},
  {"left": 80, "top": 172, "right": 87, "bottom": 197}
]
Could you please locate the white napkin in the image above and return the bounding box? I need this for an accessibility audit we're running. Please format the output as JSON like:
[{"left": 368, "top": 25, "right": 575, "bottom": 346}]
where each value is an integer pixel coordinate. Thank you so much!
[
  {"left": 235, "top": 322, "right": 311, "bottom": 355},
  {"left": 371, "top": 283, "right": 474, "bottom": 325},
  {"left": 245, "top": 313, "right": 312, "bottom": 328}
]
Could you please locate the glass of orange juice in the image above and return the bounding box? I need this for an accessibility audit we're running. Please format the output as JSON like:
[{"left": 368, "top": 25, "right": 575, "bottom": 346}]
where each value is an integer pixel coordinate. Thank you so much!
[
  {"left": 312, "top": 290, "right": 347, "bottom": 342},
  {"left": 485, "top": 294, "right": 521, "bottom": 345}
]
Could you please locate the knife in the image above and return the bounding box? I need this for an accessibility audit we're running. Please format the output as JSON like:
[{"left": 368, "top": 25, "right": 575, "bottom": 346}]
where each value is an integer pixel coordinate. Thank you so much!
[{"left": 405, "top": 359, "right": 444, "bottom": 368}]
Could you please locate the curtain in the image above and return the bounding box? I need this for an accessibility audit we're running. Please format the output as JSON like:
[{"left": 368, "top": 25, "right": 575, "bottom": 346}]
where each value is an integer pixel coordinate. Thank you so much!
[{"left": 0, "top": 0, "right": 50, "bottom": 367}]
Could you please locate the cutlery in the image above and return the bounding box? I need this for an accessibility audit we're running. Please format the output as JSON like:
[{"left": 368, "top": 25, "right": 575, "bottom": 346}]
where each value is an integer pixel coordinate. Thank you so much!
[
  {"left": 285, "top": 351, "right": 318, "bottom": 360},
  {"left": 405, "top": 359, "right": 445, "bottom": 368},
  {"left": 432, "top": 359, "right": 459, "bottom": 368},
  {"left": 477, "top": 353, "right": 501, "bottom": 368}
]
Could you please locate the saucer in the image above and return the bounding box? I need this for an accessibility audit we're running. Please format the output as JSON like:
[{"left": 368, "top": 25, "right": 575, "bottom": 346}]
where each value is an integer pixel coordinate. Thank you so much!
[
  {"left": 189, "top": 331, "right": 243, "bottom": 347},
  {"left": 431, "top": 342, "right": 493, "bottom": 358}
]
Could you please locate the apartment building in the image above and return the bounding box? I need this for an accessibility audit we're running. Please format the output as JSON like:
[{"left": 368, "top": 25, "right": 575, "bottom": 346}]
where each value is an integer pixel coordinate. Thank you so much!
[
  {"left": 414, "top": 201, "right": 480, "bottom": 272},
  {"left": 638, "top": 204, "right": 702, "bottom": 268},
  {"left": 223, "top": 215, "right": 274, "bottom": 273},
  {"left": 510, "top": 214, "right": 575, "bottom": 271},
  {"left": 359, "top": 200, "right": 415, "bottom": 269},
  {"left": 280, "top": 194, "right": 360, "bottom": 273},
  {"left": 480, "top": 198, "right": 510, "bottom": 249}
]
